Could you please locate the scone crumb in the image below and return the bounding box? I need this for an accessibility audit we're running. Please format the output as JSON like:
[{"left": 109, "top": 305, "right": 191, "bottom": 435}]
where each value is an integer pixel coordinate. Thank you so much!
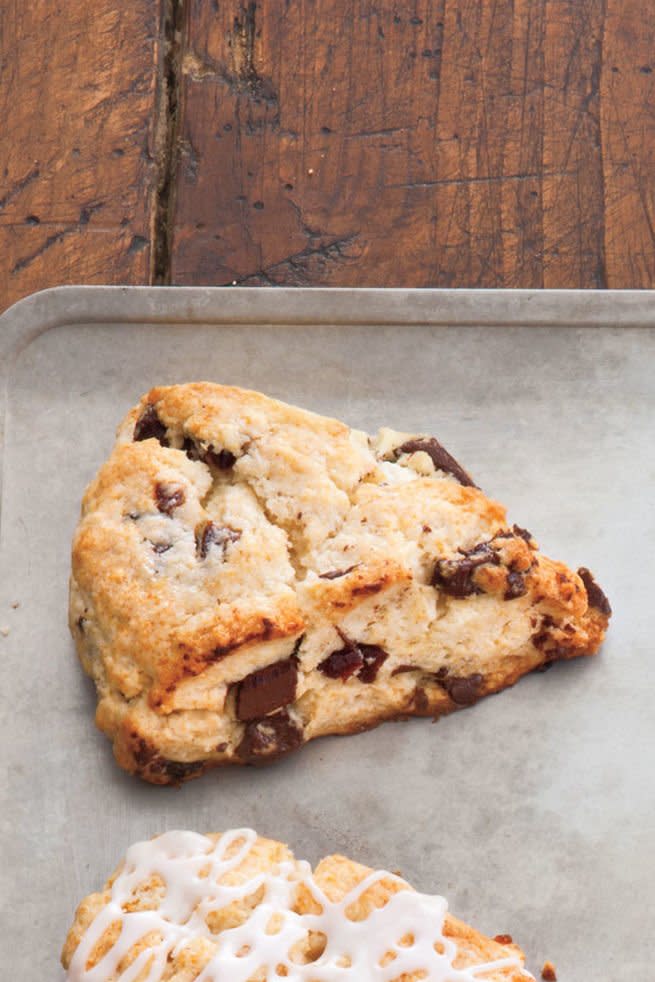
[
  {"left": 10, "top": 601, "right": 20, "bottom": 609},
  {"left": 494, "top": 934, "right": 513, "bottom": 945},
  {"left": 541, "top": 960, "right": 557, "bottom": 980},
  {"left": 0, "top": 626, "right": 9, "bottom": 637}
]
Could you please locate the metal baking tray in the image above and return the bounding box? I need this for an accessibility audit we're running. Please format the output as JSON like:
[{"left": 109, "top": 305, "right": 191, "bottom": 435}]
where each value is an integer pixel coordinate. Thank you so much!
[{"left": 1, "top": 287, "right": 652, "bottom": 979}]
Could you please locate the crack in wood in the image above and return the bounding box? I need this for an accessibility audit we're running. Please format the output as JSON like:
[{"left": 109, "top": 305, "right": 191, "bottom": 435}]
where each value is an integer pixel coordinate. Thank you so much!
[
  {"left": 229, "top": 1, "right": 275, "bottom": 100},
  {"left": 0, "top": 165, "right": 40, "bottom": 212},
  {"left": 234, "top": 234, "right": 361, "bottom": 286},
  {"left": 152, "top": 0, "right": 186, "bottom": 285}
]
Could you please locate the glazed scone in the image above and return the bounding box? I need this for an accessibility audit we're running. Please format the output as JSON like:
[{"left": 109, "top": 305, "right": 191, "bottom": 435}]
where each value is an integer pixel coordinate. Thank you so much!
[
  {"left": 70, "top": 383, "right": 611, "bottom": 783},
  {"left": 61, "top": 828, "right": 534, "bottom": 980}
]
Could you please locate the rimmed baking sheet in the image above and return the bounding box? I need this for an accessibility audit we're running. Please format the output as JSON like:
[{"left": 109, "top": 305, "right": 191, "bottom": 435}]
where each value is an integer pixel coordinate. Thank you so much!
[{"left": 0, "top": 287, "right": 652, "bottom": 978}]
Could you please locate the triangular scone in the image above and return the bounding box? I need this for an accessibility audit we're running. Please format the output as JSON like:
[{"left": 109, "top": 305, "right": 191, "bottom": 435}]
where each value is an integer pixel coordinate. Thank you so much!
[
  {"left": 70, "top": 383, "right": 611, "bottom": 783},
  {"left": 61, "top": 828, "right": 534, "bottom": 980}
]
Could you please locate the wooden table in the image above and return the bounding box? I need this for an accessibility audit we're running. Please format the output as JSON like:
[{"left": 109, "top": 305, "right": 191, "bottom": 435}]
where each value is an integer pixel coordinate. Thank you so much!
[{"left": 2, "top": 1, "right": 654, "bottom": 311}]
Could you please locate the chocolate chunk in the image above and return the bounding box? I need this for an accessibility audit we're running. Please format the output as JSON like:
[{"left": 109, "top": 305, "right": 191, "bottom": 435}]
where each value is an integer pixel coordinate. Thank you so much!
[
  {"left": 432, "top": 542, "right": 499, "bottom": 597},
  {"left": 531, "top": 615, "right": 556, "bottom": 650},
  {"left": 237, "top": 710, "right": 303, "bottom": 764},
  {"left": 155, "top": 482, "right": 185, "bottom": 515},
  {"left": 440, "top": 673, "right": 484, "bottom": 706},
  {"left": 413, "top": 687, "right": 430, "bottom": 714},
  {"left": 397, "top": 437, "right": 476, "bottom": 487},
  {"left": 512, "top": 524, "right": 534, "bottom": 545},
  {"left": 131, "top": 736, "right": 206, "bottom": 784},
  {"left": 195, "top": 520, "right": 241, "bottom": 559},
  {"left": 504, "top": 569, "right": 527, "bottom": 600},
  {"left": 161, "top": 759, "right": 206, "bottom": 783},
  {"left": 577, "top": 567, "right": 612, "bottom": 616},
  {"left": 318, "top": 639, "right": 388, "bottom": 683},
  {"left": 183, "top": 437, "right": 237, "bottom": 470},
  {"left": 235, "top": 656, "right": 298, "bottom": 721},
  {"left": 531, "top": 615, "right": 575, "bottom": 662},
  {"left": 318, "top": 564, "right": 358, "bottom": 580},
  {"left": 133, "top": 405, "right": 169, "bottom": 445}
]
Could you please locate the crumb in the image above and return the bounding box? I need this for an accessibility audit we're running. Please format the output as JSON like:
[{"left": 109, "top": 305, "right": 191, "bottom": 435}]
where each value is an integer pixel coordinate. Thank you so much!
[
  {"left": 11, "top": 601, "right": 20, "bottom": 608},
  {"left": 541, "top": 961, "right": 557, "bottom": 981},
  {"left": 0, "top": 626, "right": 9, "bottom": 637},
  {"left": 494, "top": 934, "right": 513, "bottom": 945},
  {"left": 231, "top": 280, "right": 237, "bottom": 286},
  {"left": 308, "top": 168, "right": 314, "bottom": 175},
  {"left": 392, "top": 868, "right": 403, "bottom": 877}
]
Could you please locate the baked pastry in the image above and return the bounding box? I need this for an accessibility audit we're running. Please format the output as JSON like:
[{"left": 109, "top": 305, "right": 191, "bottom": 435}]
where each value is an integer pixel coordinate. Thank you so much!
[
  {"left": 70, "top": 384, "right": 611, "bottom": 783},
  {"left": 61, "top": 828, "right": 534, "bottom": 980}
]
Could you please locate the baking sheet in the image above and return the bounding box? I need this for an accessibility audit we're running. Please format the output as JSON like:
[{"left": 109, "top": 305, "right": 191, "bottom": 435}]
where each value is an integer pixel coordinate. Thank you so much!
[{"left": 0, "top": 286, "right": 652, "bottom": 979}]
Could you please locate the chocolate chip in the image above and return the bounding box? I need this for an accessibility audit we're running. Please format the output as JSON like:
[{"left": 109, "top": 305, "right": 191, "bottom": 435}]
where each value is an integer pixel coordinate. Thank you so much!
[
  {"left": 152, "top": 542, "right": 172, "bottom": 554},
  {"left": 155, "top": 482, "right": 185, "bottom": 515},
  {"left": 432, "top": 542, "right": 499, "bottom": 597},
  {"left": 195, "top": 520, "right": 241, "bottom": 559},
  {"left": 577, "top": 567, "right": 612, "bottom": 616},
  {"left": 133, "top": 405, "right": 169, "bottom": 446},
  {"left": 318, "top": 565, "right": 358, "bottom": 580},
  {"left": 397, "top": 437, "right": 476, "bottom": 487},
  {"left": 237, "top": 710, "right": 303, "bottom": 764},
  {"left": 235, "top": 656, "right": 298, "bottom": 721},
  {"left": 440, "top": 673, "right": 484, "bottom": 705},
  {"left": 504, "top": 569, "right": 527, "bottom": 600},
  {"left": 183, "top": 437, "right": 237, "bottom": 470}
]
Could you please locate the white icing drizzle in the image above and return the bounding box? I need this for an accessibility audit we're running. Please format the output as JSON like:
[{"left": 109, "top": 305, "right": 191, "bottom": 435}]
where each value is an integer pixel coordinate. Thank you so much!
[{"left": 66, "top": 829, "right": 533, "bottom": 982}]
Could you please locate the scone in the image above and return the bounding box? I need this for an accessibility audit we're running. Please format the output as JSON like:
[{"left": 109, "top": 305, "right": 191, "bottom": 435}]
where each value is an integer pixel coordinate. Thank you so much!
[
  {"left": 61, "top": 828, "right": 534, "bottom": 980},
  {"left": 70, "top": 383, "right": 611, "bottom": 783}
]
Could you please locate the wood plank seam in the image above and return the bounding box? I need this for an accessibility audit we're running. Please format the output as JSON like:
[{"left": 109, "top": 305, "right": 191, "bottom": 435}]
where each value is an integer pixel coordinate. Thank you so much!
[{"left": 152, "top": 0, "right": 187, "bottom": 285}]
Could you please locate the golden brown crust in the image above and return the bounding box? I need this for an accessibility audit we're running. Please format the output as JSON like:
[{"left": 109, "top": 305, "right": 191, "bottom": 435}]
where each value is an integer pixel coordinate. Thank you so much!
[{"left": 70, "top": 383, "right": 610, "bottom": 782}]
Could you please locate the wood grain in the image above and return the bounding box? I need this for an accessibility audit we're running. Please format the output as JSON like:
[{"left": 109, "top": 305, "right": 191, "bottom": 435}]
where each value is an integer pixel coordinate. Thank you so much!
[
  {"left": 2, "top": 0, "right": 655, "bottom": 305},
  {"left": 169, "top": 0, "right": 655, "bottom": 290},
  {"left": 0, "top": 1, "right": 165, "bottom": 310}
]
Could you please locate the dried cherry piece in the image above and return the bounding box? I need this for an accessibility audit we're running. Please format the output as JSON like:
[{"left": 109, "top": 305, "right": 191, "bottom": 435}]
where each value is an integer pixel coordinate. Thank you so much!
[
  {"left": 318, "top": 639, "right": 388, "bottom": 683},
  {"left": 195, "top": 521, "right": 241, "bottom": 559},
  {"left": 133, "top": 405, "right": 168, "bottom": 446},
  {"left": 183, "top": 437, "right": 236, "bottom": 470},
  {"left": 155, "top": 482, "right": 185, "bottom": 515}
]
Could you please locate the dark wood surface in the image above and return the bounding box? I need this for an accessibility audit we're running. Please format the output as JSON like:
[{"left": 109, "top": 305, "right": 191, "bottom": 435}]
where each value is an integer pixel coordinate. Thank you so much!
[{"left": 3, "top": 1, "right": 655, "bottom": 310}]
